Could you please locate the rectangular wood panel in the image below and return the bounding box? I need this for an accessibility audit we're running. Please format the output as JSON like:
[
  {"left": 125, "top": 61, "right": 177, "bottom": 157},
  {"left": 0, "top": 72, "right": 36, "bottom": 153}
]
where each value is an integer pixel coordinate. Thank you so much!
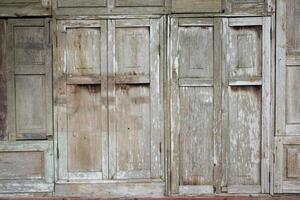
[
  {"left": 226, "top": 0, "right": 265, "bottom": 15},
  {"left": 0, "top": 141, "right": 53, "bottom": 193},
  {"left": 179, "top": 87, "right": 214, "bottom": 186},
  {"left": 0, "top": 0, "right": 50, "bottom": 17},
  {"left": 7, "top": 19, "right": 52, "bottom": 140},
  {"left": 57, "top": 0, "right": 107, "bottom": 8},
  {"left": 67, "top": 85, "right": 103, "bottom": 173},
  {"left": 172, "top": 0, "right": 223, "bottom": 13},
  {"left": 115, "top": 0, "right": 165, "bottom": 7},
  {"left": 228, "top": 86, "right": 262, "bottom": 187},
  {"left": 275, "top": 137, "right": 300, "bottom": 193}
]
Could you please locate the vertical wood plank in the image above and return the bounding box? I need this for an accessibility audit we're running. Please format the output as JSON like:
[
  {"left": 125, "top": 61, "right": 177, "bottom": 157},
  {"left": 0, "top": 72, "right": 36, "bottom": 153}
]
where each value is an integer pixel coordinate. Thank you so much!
[{"left": 0, "top": 20, "right": 7, "bottom": 141}]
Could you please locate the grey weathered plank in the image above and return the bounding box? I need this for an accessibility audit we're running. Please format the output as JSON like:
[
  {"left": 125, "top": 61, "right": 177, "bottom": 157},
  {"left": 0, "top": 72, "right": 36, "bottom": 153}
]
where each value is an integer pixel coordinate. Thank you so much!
[
  {"left": 0, "top": 0, "right": 51, "bottom": 17},
  {"left": 0, "top": 20, "right": 7, "bottom": 141}
]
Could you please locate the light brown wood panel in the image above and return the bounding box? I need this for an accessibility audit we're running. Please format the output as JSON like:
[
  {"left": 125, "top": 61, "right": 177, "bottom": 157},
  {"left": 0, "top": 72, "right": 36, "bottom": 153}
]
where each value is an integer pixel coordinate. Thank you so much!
[
  {"left": 172, "top": 0, "right": 223, "bottom": 13},
  {"left": 67, "top": 85, "right": 103, "bottom": 173},
  {"left": 7, "top": 19, "right": 52, "bottom": 140},
  {"left": 0, "top": 20, "right": 7, "bottom": 141},
  {"left": 0, "top": 151, "right": 44, "bottom": 179}
]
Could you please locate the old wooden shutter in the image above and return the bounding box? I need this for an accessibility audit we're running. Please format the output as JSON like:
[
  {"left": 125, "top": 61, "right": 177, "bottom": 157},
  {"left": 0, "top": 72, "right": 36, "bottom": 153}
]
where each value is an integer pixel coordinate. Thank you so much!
[
  {"left": 222, "top": 17, "right": 271, "bottom": 194},
  {"left": 108, "top": 18, "right": 164, "bottom": 180},
  {"left": 170, "top": 17, "right": 222, "bottom": 195},
  {"left": 55, "top": 20, "right": 108, "bottom": 181},
  {"left": 0, "top": 18, "right": 54, "bottom": 194},
  {"left": 7, "top": 19, "right": 52, "bottom": 140},
  {"left": 275, "top": 0, "right": 300, "bottom": 193}
]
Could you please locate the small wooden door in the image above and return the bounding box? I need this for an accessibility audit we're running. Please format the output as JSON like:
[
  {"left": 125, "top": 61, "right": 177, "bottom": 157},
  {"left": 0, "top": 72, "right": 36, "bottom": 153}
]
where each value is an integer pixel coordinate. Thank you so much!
[
  {"left": 108, "top": 18, "right": 164, "bottom": 180},
  {"left": 55, "top": 20, "right": 108, "bottom": 181},
  {"left": 170, "top": 17, "right": 222, "bottom": 195},
  {"left": 275, "top": 0, "right": 300, "bottom": 193},
  {"left": 222, "top": 17, "right": 271, "bottom": 194}
]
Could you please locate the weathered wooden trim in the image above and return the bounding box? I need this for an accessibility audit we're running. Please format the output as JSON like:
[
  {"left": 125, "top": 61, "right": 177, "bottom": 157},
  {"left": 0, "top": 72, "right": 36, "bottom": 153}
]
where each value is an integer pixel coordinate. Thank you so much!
[
  {"left": 0, "top": 20, "right": 7, "bottom": 141},
  {"left": 54, "top": 182, "right": 165, "bottom": 197},
  {"left": 0, "top": 0, "right": 51, "bottom": 17},
  {"left": 179, "top": 185, "right": 214, "bottom": 195}
]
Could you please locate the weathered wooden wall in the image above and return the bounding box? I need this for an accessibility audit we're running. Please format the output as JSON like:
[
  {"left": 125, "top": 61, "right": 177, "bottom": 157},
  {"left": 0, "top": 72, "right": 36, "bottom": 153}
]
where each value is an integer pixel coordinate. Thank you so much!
[{"left": 0, "top": 0, "right": 298, "bottom": 197}]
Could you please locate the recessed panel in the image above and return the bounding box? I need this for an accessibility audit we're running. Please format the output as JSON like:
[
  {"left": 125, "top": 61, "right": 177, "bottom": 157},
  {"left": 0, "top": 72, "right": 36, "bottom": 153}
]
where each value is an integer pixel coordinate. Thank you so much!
[
  {"left": 58, "top": 0, "right": 107, "bottom": 8},
  {"left": 14, "top": 27, "right": 45, "bottom": 65},
  {"left": 286, "top": 67, "right": 300, "bottom": 124},
  {"left": 115, "top": 85, "right": 150, "bottom": 178},
  {"left": 179, "top": 87, "right": 214, "bottom": 185},
  {"left": 0, "top": 151, "right": 44, "bottom": 179},
  {"left": 229, "top": 26, "right": 262, "bottom": 79},
  {"left": 15, "top": 75, "right": 46, "bottom": 139},
  {"left": 172, "top": 0, "right": 222, "bottom": 13},
  {"left": 115, "top": 0, "right": 164, "bottom": 7},
  {"left": 228, "top": 86, "right": 261, "bottom": 186},
  {"left": 116, "top": 27, "right": 150, "bottom": 76},
  {"left": 179, "top": 26, "right": 214, "bottom": 79},
  {"left": 66, "top": 28, "right": 101, "bottom": 75},
  {"left": 67, "top": 85, "right": 102, "bottom": 173},
  {"left": 287, "top": 0, "right": 300, "bottom": 53}
]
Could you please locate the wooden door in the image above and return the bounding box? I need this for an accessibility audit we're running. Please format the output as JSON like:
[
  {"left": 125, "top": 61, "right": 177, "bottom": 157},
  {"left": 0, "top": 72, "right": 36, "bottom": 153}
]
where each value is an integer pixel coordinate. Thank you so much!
[
  {"left": 55, "top": 20, "right": 108, "bottom": 181},
  {"left": 108, "top": 18, "right": 164, "bottom": 181},
  {"left": 275, "top": 0, "right": 300, "bottom": 193},
  {"left": 222, "top": 17, "right": 271, "bottom": 194},
  {"left": 170, "top": 17, "right": 222, "bottom": 195}
]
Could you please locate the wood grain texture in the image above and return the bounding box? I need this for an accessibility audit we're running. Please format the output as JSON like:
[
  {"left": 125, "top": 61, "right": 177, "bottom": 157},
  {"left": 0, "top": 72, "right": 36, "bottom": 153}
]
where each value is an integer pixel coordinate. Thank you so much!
[
  {"left": 0, "top": 20, "right": 7, "bottom": 141},
  {"left": 56, "top": 20, "right": 108, "bottom": 181},
  {"left": 7, "top": 18, "right": 52, "bottom": 140}
]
